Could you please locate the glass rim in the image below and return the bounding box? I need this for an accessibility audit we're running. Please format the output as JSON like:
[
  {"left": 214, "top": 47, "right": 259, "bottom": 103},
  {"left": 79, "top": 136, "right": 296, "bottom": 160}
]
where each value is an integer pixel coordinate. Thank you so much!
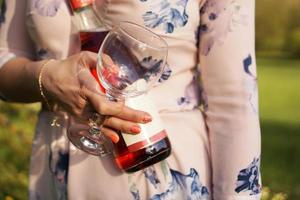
[{"left": 115, "top": 21, "right": 169, "bottom": 51}]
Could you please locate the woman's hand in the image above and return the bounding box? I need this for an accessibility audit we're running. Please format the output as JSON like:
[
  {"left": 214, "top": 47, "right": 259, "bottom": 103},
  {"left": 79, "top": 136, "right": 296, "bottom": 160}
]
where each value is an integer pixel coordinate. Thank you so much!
[{"left": 41, "top": 51, "right": 151, "bottom": 142}]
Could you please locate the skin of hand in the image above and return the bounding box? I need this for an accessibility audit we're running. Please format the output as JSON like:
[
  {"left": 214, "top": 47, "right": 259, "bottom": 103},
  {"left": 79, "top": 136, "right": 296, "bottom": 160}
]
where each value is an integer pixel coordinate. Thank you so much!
[{"left": 0, "top": 51, "right": 152, "bottom": 143}]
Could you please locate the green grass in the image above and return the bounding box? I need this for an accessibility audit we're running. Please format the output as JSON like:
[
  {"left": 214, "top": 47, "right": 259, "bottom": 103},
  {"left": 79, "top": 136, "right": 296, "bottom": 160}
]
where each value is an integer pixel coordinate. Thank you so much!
[
  {"left": 258, "top": 58, "right": 300, "bottom": 124},
  {"left": 0, "top": 103, "right": 39, "bottom": 199},
  {"left": 257, "top": 58, "right": 300, "bottom": 200},
  {"left": 0, "top": 58, "right": 300, "bottom": 199}
]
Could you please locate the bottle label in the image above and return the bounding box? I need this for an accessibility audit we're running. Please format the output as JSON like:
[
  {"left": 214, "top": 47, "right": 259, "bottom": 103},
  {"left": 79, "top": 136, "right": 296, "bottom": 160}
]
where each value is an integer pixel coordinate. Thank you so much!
[
  {"left": 70, "top": 0, "right": 94, "bottom": 10},
  {"left": 122, "top": 93, "right": 167, "bottom": 152}
]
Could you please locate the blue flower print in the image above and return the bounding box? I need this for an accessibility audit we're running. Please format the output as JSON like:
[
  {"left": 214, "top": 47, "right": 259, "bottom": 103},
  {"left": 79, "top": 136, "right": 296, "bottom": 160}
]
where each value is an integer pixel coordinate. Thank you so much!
[
  {"left": 37, "top": 48, "right": 48, "bottom": 58},
  {"left": 177, "top": 96, "right": 190, "bottom": 106},
  {"left": 235, "top": 157, "right": 261, "bottom": 195},
  {"left": 36, "top": 48, "right": 57, "bottom": 60},
  {"left": 49, "top": 148, "right": 69, "bottom": 199},
  {"left": 144, "top": 166, "right": 161, "bottom": 189},
  {"left": 158, "top": 63, "right": 172, "bottom": 83},
  {"left": 243, "top": 54, "right": 254, "bottom": 77},
  {"left": 140, "top": 0, "right": 189, "bottom": 33},
  {"left": 130, "top": 184, "right": 141, "bottom": 200},
  {"left": 140, "top": 56, "right": 164, "bottom": 81},
  {"left": 33, "top": 0, "right": 63, "bottom": 17},
  {"left": 243, "top": 54, "right": 258, "bottom": 114},
  {"left": 150, "top": 168, "right": 209, "bottom": 200},
  {"left": 199, "top": 0, "right": 248, "bottom": 55},
  {"left": 177, "top": 74, "right": 200, "bottom": 110}
]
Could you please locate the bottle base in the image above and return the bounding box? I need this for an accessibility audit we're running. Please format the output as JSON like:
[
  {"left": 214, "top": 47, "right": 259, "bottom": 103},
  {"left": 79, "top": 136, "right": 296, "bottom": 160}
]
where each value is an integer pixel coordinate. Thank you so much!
[
  {"left": 114, "top": 138, "right": 172, "bottom": 173},
  {"left": 124, "top": 147, "right": 171, "bottom": 173}
]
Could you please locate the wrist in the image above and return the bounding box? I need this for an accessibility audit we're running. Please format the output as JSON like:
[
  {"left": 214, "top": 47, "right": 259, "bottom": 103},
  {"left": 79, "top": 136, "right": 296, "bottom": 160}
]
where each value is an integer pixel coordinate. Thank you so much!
[
  {"left": 23, "top": 59, "right": 46, "bottom": 101},
  {"left": 24, "top": 59, "right": 55, "bottom": 104},
  {"left": 37, "top": 60, "right": 55, "bottom": 110}
]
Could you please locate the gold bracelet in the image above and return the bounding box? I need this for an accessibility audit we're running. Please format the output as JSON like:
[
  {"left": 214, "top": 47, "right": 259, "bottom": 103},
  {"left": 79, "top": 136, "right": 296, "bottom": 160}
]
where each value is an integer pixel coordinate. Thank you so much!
[{"left": 38, "top": 60, "right": 53, "bottom": 110}]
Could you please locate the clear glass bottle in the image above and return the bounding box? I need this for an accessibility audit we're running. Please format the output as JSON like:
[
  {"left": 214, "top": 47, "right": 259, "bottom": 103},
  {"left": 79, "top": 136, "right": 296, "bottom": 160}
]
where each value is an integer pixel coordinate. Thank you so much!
[{"left": 70, "top": 0, "right": 109, "bottom": 79}]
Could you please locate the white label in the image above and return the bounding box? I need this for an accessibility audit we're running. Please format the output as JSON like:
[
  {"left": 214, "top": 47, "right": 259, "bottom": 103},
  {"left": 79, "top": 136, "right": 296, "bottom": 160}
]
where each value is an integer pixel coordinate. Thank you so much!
[{"left": 122, "top": 93, "right": 166, "bottom": 151}]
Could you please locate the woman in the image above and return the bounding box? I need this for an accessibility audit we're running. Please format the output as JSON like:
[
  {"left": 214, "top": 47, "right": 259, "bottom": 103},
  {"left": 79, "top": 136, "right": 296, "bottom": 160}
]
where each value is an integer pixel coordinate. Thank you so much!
[{"left": 0, "top": 0, "right": 261, "bottom": 199}]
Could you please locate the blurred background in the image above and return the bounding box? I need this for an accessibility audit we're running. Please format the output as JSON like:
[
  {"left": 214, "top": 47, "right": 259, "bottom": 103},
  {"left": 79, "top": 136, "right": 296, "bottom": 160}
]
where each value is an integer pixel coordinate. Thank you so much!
[{"left": 0, "top": 0, "right": 300, "bottom": 199}]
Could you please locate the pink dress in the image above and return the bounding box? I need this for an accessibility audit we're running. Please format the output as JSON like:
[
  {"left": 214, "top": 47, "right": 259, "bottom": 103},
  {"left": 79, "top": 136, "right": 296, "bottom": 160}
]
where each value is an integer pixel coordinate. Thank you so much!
[{"left": 0, "top": 0, "right": 261, "bottom": 199}]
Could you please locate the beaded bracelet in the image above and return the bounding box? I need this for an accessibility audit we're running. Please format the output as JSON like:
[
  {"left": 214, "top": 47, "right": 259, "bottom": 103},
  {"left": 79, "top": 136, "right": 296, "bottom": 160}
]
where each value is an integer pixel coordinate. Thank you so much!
[{"left": 38, "top": 60, "right": 53, "bottom": 110}]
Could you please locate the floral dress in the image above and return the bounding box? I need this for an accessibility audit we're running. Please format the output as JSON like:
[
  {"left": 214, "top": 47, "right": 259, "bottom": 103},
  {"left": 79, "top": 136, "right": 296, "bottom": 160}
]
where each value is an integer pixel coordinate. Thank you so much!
[{"left": 0, "top": 0, "right": 261, "bottom": 199}]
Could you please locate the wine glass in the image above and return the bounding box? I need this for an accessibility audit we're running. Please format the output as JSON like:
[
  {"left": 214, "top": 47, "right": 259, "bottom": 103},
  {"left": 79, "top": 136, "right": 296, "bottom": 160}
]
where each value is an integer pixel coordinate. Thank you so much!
[
  {"left": 97, "top": 21, "right": 168, "bottom": 100},
  {"left": 68, "top": 21, "right": 168, "bottom": 156}
]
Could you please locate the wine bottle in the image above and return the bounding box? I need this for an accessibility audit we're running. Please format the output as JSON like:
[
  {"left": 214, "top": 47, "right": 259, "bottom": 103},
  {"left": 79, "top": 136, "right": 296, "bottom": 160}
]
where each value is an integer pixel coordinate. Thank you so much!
[
  {"left": 70, "top": 1, "right": 172, "bottom": 172},
  {"left": 69, "top": 0, "right": 109, "bottom": 84}
]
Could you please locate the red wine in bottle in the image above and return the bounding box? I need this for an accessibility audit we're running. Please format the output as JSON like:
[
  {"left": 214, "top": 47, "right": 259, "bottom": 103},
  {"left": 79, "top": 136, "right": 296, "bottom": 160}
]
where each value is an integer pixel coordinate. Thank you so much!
[
  {"left": 114, "top": 133, "right": 172, "bottom": 173},
  {"left": 80, "top": 30, "right": 109, "bottom": 53},
  {"left": 80, "top": 30, "right": 109, "bottom": 92},
  {"left": 113, "top": 94, "right": 172, "bottom": 173}
]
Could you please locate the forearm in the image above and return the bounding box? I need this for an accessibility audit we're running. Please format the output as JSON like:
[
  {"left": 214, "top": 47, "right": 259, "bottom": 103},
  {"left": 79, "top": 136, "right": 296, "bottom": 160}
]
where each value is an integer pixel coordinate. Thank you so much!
[{"left": 0, "top": 57, "right": 44, "bottom": 103}]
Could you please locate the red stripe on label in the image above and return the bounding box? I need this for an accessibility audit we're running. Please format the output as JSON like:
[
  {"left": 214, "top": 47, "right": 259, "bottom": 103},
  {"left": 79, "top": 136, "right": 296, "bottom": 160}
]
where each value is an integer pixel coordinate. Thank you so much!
[{"left": 127, "top": 130, "right": 167, "bottom": 152}]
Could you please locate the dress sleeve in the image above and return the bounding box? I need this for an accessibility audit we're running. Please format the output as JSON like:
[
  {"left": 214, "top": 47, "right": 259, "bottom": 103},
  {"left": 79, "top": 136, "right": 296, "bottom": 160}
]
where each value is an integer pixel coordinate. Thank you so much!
[
  {"left": 0, "top": 0, "right": 35, "bottom": 100},
  {"left": 198, "top": 0, "right": 261, "bottom": 199},
  {"left": 0, "top": 0, "right": 35, "bottom": 67}
]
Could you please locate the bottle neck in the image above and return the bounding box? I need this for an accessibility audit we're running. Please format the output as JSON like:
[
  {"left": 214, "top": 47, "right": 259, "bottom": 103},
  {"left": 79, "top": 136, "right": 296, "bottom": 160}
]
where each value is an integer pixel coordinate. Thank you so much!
[{"left": 72, "top": 3, "right": 106, "bottom": 32}]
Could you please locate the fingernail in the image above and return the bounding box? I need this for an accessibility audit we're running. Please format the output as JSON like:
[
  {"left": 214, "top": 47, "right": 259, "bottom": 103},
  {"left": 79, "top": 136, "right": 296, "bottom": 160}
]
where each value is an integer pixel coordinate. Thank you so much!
[
  {"left": 111, "top": 134, "right": 119, "bottom": 143},
  {"left": 131, "top": 125, "right": 141, "bottom": 134},
  {"left": 143, "top": 115, "right": 152, "bottom": 123}
]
